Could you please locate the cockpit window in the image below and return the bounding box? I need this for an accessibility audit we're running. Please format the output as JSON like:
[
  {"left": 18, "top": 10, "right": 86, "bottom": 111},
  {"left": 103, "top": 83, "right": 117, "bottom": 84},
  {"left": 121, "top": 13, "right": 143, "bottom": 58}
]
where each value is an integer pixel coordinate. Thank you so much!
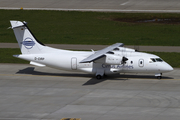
[
  {"left": 149, "top": 58, "right": 163, "bottom": 63},
  {"left": 156, "top": 58, "right": 163, "bottom": 62},
  {"left": 151, "top": 58, "right": 156, "bottom": 62}
]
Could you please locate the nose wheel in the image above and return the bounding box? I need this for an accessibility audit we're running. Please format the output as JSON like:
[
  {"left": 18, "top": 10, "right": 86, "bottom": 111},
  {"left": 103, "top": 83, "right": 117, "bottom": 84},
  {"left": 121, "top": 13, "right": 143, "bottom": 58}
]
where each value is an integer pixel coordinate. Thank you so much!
[
  {"left": 157, "top": 76, "right": 162, "bottom": 79},
  {"left": 155, "top": 73, "right": 162, "bottom": 79}
]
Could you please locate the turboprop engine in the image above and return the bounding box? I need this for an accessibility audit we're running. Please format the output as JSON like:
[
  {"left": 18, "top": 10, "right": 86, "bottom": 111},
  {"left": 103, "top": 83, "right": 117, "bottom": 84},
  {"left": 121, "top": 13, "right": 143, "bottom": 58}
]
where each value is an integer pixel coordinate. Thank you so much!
[
  {"left": 113, "top": 47, "right": 135, "bottom": 52},
  {"left": 94, "top": 54, "right": 128, "bottom": 65},
  {"left": 105, "top": 54, "right": 122, "bottom": 65}
]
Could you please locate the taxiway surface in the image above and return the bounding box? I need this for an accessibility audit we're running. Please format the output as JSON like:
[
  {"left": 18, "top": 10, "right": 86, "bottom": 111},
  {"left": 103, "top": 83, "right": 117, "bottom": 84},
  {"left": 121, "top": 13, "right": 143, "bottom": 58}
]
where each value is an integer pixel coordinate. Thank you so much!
[
  {"left": 1, "top": 0, "right": 180, "bottom": 13},
  {"left": 0, "top": 63, "right": 180, "bottom": 120},
  {"left": 1, "top": 1, "right": 180, "bottom": 119}
]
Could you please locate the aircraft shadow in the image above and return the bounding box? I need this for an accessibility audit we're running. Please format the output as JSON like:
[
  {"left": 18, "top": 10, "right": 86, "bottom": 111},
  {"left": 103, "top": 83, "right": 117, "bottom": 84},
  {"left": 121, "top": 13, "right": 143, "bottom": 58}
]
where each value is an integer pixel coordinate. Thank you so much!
[
  {"left": 82, "top": 74, "right": 174, "bottom": 85},
  {"left": 118, "top": 74, "right": 173, "bottom": 79},
  {"left": 16, "top": 67, "right": 91, "bottom": 78},
  {"left": 83, "top": 78, "right": 107, "bottom": 85},
  {"left": 16, "top": 67, "right": 174, "bottom": 85}
]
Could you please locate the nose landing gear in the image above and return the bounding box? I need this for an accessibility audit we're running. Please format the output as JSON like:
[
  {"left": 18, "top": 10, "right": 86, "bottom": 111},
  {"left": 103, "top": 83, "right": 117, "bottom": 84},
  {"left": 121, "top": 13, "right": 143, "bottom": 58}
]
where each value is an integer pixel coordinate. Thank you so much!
[
  {"left": 155, "top": 73, "right": 162, "bottom": 79},
  {"left": 157, "top": 76, "right": 162, "bottom": 79}
]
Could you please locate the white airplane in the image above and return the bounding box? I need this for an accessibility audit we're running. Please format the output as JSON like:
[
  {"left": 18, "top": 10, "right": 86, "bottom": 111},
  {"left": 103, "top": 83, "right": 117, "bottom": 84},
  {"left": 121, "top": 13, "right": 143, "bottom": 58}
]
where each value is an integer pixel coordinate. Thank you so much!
[{"left": 10, "top": 20, "right": 173, "bottom": 79}]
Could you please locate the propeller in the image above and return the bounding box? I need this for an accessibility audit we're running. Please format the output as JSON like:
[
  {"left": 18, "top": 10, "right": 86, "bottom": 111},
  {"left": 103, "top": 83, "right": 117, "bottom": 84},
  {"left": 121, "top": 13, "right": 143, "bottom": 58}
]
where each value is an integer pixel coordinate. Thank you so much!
[{"left": 121, "top": 56, "right": 128, "bottom": 64}]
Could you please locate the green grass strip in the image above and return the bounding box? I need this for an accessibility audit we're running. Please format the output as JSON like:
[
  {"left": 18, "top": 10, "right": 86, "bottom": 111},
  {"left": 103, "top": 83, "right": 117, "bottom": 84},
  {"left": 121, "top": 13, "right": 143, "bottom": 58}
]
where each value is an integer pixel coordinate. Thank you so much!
[
  {"left": 147, "top": 52, "right": 180, "bottom": 68},
  {"left": 0, "top": 48, "right": 28, "bottom": 64},
  {"left": 1, "top": 10, "right": 180, "bottom": 46}
]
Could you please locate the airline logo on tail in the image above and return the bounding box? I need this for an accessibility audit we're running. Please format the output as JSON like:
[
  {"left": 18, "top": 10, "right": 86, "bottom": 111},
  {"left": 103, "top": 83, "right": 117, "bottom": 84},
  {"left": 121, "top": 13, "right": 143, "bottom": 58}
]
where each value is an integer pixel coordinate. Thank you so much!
[{"left": 21, "top": 37, "right": 35, "bottom": 49}]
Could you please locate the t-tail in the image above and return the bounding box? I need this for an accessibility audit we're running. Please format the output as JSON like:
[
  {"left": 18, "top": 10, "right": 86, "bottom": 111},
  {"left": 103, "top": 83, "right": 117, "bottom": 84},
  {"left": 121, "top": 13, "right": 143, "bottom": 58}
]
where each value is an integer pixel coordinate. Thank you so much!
[{"left": 10, "top": 21, "right": 45, "bottom": 54}]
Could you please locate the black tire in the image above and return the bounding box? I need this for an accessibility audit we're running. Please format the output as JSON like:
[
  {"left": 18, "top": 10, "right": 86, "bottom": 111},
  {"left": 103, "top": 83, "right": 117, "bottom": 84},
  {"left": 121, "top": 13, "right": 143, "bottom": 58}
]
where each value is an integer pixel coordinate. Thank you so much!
[
  {"left": 157, "top": 76, "right": 162, "bottom": 79},
  {"left": 96, "top": 75, "right": 102, "bottom": 79}
]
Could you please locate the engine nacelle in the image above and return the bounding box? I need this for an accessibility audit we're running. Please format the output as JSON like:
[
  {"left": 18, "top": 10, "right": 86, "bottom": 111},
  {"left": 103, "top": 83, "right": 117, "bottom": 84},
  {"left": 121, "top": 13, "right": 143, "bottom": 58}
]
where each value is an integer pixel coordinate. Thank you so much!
[
  {"left": 114, "top": 47, "right": 135, "bottom": 52},
  {"left": 105, "top": 54, "right": 122, "bottom": 65}
]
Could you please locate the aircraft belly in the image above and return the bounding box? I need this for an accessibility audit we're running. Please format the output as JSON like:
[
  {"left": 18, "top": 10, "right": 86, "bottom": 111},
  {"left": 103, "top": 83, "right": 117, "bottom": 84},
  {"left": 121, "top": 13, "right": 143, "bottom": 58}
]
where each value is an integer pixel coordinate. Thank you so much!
[{"left": 78, "top": 68, "right": 93, "bottom": 73}]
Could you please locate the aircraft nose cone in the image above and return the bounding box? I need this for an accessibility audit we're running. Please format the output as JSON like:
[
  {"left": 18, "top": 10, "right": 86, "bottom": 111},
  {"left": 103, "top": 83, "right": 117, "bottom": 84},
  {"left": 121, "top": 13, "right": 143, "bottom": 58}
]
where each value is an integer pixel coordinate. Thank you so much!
[
  {"left": 163, "top": 62, "right": 173, "bottom": 72},
  {"left": 168, "top": 65, "right": 174, "bottom": 71}
]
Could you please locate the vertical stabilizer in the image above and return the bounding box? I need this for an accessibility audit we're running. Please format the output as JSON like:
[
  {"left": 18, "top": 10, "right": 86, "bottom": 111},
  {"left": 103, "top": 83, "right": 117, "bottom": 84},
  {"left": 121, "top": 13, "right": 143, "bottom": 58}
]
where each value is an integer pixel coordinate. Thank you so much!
[{"left": 10, "top": 20, "right": 45, "bottom": 54}]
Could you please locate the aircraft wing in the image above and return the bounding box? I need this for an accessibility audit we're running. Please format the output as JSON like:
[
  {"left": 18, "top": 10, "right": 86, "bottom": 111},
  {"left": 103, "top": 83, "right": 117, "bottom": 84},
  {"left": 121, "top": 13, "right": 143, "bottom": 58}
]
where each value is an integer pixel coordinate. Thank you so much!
[{"left": 80, "top": 43, "right": 124, "bottom": 63}]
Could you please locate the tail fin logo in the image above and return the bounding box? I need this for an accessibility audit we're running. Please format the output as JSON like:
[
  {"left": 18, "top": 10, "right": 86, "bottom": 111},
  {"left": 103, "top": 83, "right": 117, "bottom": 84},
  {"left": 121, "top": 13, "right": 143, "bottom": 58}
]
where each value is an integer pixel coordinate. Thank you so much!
[{"left": 21, "top": 37, "right": 35, "bottom": 49}]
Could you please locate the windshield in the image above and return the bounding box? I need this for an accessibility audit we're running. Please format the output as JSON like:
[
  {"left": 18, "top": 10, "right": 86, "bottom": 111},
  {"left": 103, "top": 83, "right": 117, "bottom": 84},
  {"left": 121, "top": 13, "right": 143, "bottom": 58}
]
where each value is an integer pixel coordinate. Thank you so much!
[
  {"left": 149, "top": 58, "right": 163, "bottom": 63},
  {"left": 156, "top": 58, "right": 163, "bottom": 62}
]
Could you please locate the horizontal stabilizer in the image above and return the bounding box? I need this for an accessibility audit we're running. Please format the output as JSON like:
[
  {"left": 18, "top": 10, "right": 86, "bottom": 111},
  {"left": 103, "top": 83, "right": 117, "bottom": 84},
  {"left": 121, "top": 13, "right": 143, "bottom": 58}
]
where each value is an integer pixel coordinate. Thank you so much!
[{"left": 10, "top": 21, "right": 25, "bottom": 29}]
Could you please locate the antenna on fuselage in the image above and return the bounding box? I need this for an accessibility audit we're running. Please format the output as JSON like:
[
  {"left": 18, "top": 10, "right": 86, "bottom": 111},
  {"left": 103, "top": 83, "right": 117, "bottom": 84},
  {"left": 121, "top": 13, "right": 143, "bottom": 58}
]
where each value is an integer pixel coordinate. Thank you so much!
[{"left": 134, "top": 45, "right": 139, "bottom": 52}]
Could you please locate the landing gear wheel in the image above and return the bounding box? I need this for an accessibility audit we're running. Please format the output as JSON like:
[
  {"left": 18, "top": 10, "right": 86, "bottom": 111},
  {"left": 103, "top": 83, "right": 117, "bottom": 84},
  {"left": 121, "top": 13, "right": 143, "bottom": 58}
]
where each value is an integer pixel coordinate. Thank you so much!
[
  {"left": 96, "top": 75, "right": 102, "bottom": 79},
  {"left": 155, "top": 73, "right": 162, "bottom": 80}
]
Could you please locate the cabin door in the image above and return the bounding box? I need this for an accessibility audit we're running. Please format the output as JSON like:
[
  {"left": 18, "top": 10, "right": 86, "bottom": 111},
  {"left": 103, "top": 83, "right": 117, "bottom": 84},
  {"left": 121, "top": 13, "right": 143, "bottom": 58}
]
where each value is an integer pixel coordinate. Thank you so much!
[{"left": 71, "top": 57, "right": 77, "bottom": 70}]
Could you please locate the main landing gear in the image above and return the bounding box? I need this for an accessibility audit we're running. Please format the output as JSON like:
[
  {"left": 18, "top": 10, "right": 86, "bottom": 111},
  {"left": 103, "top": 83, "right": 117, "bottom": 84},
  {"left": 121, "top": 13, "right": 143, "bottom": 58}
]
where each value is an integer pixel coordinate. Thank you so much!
[
  {"left": 96, "top": 74, "right": 102, "bottom": 79},
  {"left": 95, "top": 69, "right": 104, "bottom": 79}
]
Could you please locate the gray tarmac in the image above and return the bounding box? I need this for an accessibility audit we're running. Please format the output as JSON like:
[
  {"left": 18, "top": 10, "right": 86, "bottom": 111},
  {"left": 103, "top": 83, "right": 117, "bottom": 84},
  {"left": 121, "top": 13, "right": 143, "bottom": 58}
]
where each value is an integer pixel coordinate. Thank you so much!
[
  {"left": 1, "top": 0, "right": 180, "bottom": 119},
  {"left": 0, "top": 63, "right": 180, "bottom": 120},
  {"left": 1, "top": 0, "right": 180, "bottom": 13}
]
